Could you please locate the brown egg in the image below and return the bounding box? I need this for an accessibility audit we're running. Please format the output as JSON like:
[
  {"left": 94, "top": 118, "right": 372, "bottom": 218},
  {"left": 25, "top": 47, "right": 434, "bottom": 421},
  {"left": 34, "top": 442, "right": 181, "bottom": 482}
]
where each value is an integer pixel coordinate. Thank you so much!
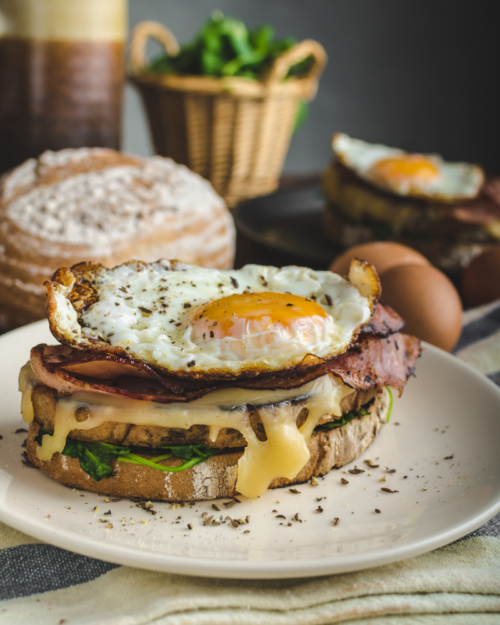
[
  {"left": 380, "top": 264, "right": 462, "bottom": 351},
  {"left": 329, "top": 242, "right": 429, "bottom": 277},
  {"left": 462, "top": 247, "right": 500, "bottom": 308}
]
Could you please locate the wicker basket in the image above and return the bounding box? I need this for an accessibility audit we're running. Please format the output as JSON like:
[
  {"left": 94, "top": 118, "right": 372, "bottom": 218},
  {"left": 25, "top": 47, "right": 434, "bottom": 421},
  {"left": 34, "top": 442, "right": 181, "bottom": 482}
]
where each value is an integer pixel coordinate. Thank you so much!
[{"left": 128, "top": 21, "right": 327, "bottom": 206}]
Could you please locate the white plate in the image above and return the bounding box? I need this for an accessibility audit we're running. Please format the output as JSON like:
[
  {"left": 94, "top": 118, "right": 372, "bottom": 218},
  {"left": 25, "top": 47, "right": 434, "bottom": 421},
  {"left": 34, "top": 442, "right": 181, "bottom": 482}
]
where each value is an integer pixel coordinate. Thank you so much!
[{"left": 1, "top": 321, "right": 500, "bottom": 579}]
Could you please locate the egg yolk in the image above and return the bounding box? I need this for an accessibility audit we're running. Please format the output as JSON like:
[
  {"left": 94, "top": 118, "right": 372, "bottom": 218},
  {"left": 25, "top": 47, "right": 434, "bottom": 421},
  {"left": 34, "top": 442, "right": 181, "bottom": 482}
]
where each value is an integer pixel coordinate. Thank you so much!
[
  {"left": 369, "top": 155, "right": 440, "bottom": 188},
  {"left": 190, "top": 292, "right": 329, "bottom": 348}
]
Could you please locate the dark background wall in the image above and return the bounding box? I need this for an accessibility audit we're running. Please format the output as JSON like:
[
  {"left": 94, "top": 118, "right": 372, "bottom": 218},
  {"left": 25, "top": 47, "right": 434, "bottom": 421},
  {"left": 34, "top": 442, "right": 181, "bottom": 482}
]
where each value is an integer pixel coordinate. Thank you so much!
[{"left": 125, "top": 0, "right": 500, "bottom": 174}]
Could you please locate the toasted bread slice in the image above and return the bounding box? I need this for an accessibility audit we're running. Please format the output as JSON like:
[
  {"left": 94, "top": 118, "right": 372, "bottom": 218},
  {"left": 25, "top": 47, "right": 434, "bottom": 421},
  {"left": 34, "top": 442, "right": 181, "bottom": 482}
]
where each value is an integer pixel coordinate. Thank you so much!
[
  {"left": 26, "top": 388, "right": 389, "bottom": 502},
  {"left": 30, "top": 382, "right": 379, "bottom": 449}
]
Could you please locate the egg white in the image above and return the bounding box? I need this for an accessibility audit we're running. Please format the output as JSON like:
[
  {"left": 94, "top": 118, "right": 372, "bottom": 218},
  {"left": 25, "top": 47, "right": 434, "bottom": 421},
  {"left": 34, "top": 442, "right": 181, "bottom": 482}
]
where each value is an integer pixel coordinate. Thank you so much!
[
  {"left": 78, "top": 261, "right": 373, "bottom": 374},
  {"left": 333, "top": 133, "right": 484, "bottom": 202}
]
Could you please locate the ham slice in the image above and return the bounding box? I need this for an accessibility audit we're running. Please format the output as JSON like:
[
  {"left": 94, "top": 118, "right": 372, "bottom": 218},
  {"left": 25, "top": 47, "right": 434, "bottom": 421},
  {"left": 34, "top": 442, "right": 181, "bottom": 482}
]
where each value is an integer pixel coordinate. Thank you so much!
[
  {"left": 328, "top": 333, "right": 421, "bottom": 394},
  {"left": 30, "top": 345, "right": 202, "bottom": 403},
  {"left": 446, "top": 179, "right": 500, "bottom": 225},
  {"left": 30, "top": 326, "right": 420, "bottom": 403},
  {"left": 362, "top": 302, "right": 404, "bottom": 336},
  {"left": 235, "top": 332, "right": 420, "bottom": 394}
]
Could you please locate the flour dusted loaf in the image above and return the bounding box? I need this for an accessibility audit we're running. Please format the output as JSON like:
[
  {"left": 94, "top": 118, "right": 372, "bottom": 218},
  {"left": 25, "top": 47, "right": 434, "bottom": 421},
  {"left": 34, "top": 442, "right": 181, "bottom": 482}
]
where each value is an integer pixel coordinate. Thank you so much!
[{"left": 0, "top": 148, "right": 235, "bottom": 331}]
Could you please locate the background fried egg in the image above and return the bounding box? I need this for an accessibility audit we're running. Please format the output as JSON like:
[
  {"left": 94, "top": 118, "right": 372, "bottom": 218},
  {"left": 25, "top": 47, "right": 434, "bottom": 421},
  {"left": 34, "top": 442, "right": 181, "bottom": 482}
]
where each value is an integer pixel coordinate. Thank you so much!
[
  {"left": 76, "top": 261, "right": 375, "bottom": 374},
  {"left": 333, "top": 133, "right": 484, "bottom": 202}
]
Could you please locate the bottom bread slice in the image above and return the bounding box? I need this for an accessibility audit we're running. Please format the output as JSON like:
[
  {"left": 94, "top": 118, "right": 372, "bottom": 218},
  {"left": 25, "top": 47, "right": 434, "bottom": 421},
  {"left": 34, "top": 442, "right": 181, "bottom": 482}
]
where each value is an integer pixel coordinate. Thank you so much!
[{"left": 26, "top": 388, "right": 389, "bottom": 502}]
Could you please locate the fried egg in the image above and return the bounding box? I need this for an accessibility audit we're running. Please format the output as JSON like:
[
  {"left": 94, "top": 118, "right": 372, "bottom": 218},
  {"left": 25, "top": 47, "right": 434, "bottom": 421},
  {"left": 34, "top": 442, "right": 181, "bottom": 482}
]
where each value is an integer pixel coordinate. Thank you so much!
[
  {"left": 333, "top": 133, "right": 484, "bottom": 202},
  {"left": 59, "top": 260, "right": 379, "bottom": 375}
]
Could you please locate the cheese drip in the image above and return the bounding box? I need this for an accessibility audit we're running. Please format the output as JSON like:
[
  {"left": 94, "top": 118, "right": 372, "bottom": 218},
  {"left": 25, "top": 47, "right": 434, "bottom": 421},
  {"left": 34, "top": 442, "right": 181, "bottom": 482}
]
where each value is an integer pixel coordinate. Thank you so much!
[
  {"left": 18, "top": 362, "right": 353, "bottom": 498},
  {"left": 19, "top": 362, "right": 37, "bottom": 423}
]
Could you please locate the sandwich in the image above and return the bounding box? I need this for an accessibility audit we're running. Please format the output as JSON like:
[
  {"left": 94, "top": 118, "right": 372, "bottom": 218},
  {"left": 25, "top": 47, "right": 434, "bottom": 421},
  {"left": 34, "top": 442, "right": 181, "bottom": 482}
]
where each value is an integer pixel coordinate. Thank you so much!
[
  {"left": 322, "top": 133, "right": 500, "bottom": 273},
  {"left": 19, "top": 259, "right": 420, "bottom": 502}
]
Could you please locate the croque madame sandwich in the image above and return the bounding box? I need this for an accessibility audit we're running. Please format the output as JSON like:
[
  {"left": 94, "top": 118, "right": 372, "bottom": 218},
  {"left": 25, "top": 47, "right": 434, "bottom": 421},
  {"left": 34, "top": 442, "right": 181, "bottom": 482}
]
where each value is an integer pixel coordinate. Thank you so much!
[
  {"left": 323, "top": 133, "right": 500, "bottom": 272},
  {"left": 19, "top": 259, "right": 420, "bottom": 502}
]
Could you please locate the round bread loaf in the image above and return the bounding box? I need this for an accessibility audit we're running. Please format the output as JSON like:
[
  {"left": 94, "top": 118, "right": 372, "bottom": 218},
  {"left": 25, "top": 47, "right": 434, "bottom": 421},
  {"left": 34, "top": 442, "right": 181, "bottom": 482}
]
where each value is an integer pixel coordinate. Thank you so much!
[{"left": 0, "top": 148, "right": 235, "bottom": 331}]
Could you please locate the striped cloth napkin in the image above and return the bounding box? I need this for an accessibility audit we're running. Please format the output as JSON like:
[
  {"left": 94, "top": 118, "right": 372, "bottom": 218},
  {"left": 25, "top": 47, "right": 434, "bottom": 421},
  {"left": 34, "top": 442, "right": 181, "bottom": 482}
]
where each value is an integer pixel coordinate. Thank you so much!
[{"left": 1, "top": 301, "right": 500, "bottom": 624}]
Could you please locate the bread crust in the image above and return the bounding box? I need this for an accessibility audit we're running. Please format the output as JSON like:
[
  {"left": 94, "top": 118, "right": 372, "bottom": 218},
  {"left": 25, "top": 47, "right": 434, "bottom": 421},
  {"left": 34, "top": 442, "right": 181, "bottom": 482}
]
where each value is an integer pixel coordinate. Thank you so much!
[
  {"left": 0, "top": 148, "right": 235, "bottom": 331},
  {"left": 25, "top": 389, "right": 389, "bottom": 502}
]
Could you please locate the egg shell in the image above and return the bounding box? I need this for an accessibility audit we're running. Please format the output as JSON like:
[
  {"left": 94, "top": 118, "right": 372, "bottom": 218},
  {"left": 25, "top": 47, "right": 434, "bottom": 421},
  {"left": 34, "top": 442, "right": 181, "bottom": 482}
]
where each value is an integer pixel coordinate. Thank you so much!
[
  {"left": 330, "top": 242, "right": 430, "bottom": 277},
  {"left": 462, "top": 248, "right": 500, "bottom": 308},
  {"left": 380, "top": 264, "right": 462, "bottom": 351}
]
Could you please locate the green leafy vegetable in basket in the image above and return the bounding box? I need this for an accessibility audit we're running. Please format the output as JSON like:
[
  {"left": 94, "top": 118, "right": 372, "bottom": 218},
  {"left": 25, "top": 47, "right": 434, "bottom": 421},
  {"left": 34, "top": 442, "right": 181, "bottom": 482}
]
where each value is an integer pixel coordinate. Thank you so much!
[
  {"left": 148, "top": 10, "right": 312, "bottom": 80},
  {"left": 148, "top": 10, "right": 312, "bottom": 131}
]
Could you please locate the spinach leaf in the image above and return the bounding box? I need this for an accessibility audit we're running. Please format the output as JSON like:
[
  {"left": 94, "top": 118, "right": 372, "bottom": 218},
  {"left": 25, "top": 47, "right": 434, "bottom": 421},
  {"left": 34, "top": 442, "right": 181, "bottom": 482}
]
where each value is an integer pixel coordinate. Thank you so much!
[
  {"left": 316, "top": 411, "right": 358, "bottom": 432},
  {"left": 117, "top": 449, "right": 220, "bottom": 473},
  {"left": 34, "top": 425, "right": 52, "bottom": 446},
  {"left": 148, "top": 11, "right": 311, "bottom": 82},
  {"left": 160, "top": 444, "right": 220, "bottom": 461},
  {"left": 35, "top": 427, "right": 225, "bottom": 482},
  {"left": 36, "top": 426, "right": 130, "bottom": 481},
  {"left": 68, "top": 441, "right": 130, "bottom": 481},
  {"left": 315, "top": 390, "right": 393, "bottom": 432},
  {"left": 315, "top": 407, "right": 370, "bottom": 432},
  {"left": 386, "top": 386, "right": 393, "bottom": 422},
  {"left": 294, "top": 100, "right": 309, "bottom": 133},
  {"left": 118, "top": 444, "right": 224, "bottom": 474}
]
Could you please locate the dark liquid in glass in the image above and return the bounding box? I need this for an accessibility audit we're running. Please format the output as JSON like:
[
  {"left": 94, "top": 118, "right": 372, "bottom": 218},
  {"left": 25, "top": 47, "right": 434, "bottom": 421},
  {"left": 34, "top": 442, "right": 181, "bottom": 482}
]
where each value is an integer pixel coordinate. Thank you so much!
[{"left": 0, "top": 36, "right": 124, "bottom": 173}]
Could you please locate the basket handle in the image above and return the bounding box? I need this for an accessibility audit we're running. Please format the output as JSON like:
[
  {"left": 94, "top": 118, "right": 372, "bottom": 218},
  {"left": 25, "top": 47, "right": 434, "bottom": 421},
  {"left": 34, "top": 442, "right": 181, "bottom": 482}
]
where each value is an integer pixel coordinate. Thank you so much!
[
  {"left": 129, "top": 20, "right": 180, "bottom": 72},
  {"left": 264, "top": 39, "right": 327, "bottom": 98}
]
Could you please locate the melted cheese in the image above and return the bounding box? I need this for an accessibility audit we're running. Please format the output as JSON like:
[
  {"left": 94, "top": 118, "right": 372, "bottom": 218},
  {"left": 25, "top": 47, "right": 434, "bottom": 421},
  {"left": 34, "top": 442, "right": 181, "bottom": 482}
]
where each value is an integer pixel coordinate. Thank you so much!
[
  {"left": 18, "top": 362, "right": 353, "bottom": 498},
  {"left": 19, "top": 362, "right": 36, "bottom": 423}
]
